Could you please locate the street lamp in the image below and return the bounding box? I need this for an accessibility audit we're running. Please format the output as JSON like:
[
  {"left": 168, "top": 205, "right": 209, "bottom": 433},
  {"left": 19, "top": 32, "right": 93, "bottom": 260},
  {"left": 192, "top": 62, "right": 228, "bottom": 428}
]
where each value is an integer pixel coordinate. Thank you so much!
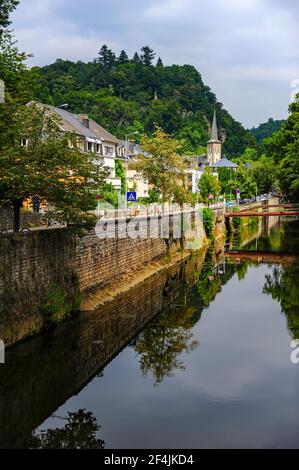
[{"left": 125, "top": 131, "right": 139, "bottom": 209}]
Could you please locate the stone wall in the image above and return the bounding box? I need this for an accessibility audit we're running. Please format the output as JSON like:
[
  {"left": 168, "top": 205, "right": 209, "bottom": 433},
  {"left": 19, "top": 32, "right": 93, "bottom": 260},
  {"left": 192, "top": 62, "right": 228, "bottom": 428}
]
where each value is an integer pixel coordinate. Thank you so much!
[
  {"left": 0, "top": 209, "right": 47, "bottom": 231},
  {"left": 0, "top": 210, "right": 226, "bottom": 347},
  {"left": 0, "top": 253, "right": 208, "bottom": 448}
]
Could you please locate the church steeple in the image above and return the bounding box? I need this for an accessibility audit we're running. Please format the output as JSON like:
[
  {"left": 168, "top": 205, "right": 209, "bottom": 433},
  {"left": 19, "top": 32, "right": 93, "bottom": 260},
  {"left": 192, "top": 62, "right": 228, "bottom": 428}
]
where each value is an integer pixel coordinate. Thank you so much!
[
  {"left": 207, "top": 108, "right": 222, "bottom": 164},
  {"left": 210, "top": 108, "right": 219, "bottom": 141}
]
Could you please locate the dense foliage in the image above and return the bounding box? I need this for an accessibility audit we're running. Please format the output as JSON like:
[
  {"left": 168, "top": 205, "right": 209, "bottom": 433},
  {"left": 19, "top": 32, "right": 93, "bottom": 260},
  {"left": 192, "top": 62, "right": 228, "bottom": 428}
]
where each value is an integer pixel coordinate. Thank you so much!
[
  {"left": 31, "top": 45, "right": 256, "bottom": 157},
  {"left": 250, "top": 118, "right": 285, "bottom": 145},
  {"left": 198, "top": 167, "right": 221, "bottom": 203},
  {"left": 0, "top": 0, "right": 18, "bottom": 33},
  {"left": 134, "top": 128, "right": 189, "bottom": 204},
  {"left": 264, "top": 97, "right": 299, "bottom": 201}
]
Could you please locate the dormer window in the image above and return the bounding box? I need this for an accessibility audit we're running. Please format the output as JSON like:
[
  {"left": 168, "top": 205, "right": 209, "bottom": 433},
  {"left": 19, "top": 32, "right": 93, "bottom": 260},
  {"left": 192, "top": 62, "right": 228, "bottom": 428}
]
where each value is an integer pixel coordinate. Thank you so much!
[
  {"left": 104, "top": 146, "right": 114, "bottom": 156},
  {"left": 87, "top": 142, "right": 93, "bottom": 152},
  {"left": 96, "top": 144, "right": 102, "bottom": 154}
]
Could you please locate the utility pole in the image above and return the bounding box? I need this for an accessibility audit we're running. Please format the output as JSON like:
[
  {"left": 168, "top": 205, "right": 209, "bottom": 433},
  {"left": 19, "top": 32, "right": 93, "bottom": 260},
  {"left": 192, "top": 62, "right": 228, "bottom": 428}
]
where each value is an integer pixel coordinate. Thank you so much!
[{"left": 124, "top": 131, "right": 139, "bottom": 210}]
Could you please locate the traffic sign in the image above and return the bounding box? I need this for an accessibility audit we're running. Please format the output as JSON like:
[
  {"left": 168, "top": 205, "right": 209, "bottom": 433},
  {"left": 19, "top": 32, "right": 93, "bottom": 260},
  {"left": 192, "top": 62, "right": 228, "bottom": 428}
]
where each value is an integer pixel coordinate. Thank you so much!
[{"left": 127, "top": 191, "right": 137, "bottom": 202}]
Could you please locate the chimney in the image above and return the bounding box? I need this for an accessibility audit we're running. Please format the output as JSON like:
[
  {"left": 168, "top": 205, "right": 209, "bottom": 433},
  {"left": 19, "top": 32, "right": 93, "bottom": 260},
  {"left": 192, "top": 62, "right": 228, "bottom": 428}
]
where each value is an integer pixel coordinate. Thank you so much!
[{"left": 79, "top": 114, "right": 90, "bottom": 129}]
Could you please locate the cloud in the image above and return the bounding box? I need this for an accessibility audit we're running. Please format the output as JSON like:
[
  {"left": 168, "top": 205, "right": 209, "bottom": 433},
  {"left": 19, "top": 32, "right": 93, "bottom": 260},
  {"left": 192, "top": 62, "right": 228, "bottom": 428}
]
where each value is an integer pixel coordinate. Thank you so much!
[{"left": 10, "top": 0, "right": 299, "bottom": 127}]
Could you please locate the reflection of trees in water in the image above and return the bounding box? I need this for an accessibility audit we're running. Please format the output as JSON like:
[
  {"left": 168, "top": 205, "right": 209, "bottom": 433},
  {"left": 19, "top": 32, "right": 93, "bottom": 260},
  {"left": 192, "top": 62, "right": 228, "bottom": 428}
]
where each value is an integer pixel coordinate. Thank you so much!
[
  {"left": 264, "top": 262, "right": 299, "bottom": 338},
  {"left": 27, "top": 409, "right": 105, "bottom": 449},
  {"left": 196, "top": 249, "right": 222, "bottom": 307},
  {"left": 135, "top": 304, "right": 199, "bottom": 386}
]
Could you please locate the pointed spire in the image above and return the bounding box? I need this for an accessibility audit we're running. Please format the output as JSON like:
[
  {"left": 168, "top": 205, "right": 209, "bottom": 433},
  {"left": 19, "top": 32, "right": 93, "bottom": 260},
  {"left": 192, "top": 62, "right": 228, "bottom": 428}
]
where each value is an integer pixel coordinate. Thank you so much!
[{"left": 210, "top": 108, "right": 219, "bottom": 141}]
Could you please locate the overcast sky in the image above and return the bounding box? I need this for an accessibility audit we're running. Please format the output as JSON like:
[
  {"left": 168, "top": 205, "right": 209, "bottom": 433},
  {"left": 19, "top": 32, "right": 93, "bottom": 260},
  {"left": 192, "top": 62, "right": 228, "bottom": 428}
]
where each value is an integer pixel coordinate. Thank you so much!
[{"left": 11, "top": 0, "right": 299, "bottom": 128}]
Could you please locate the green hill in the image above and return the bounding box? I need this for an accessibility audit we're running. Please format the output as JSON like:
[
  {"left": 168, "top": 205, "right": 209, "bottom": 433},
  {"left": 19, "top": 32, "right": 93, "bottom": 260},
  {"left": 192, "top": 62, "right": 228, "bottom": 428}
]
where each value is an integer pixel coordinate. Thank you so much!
[
  {"left": 31, "top": 45, "right": 256, "bottom": 157},
  {"left": 250, "top": 118, "right": 285, "bottom": 144}
]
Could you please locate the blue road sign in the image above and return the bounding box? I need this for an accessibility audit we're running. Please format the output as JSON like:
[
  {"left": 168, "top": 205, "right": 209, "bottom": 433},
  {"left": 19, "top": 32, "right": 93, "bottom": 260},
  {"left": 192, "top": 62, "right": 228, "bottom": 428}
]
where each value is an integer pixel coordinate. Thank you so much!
[{"left": 127, "top": 191, "right": 137, "bottom": 202}]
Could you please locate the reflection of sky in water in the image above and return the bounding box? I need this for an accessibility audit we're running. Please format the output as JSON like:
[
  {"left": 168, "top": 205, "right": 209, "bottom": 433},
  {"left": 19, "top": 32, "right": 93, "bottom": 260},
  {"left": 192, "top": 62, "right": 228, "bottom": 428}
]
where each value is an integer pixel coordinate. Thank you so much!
[{"left": 36, "top": 263, "right": 299, "bottom": 449}]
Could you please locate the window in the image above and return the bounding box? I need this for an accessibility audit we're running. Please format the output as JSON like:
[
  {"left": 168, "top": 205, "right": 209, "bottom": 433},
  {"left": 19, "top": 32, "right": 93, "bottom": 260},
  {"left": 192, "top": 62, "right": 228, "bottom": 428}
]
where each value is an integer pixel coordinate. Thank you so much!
[
  {"left": 96, "top": 144, "right": 102, "bottom": 154},
  {"left": 87, "top": 142, "right": 93, "bottom": 152},
  {"left": 20, "top": 138, "right": 28, "bottom": 147},
  {"left": 104, "top": 146, "right": 114, "bottom": 156}
]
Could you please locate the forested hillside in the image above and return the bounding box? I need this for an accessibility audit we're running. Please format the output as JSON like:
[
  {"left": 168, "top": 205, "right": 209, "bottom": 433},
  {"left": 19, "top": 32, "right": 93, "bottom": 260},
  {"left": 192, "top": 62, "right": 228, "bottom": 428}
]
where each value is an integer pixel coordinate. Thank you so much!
[
  {"left": 31, "top": 45, "right": 256, "bottom": 157},
  {"left": 250, "top": 118, "right": 285, "bottom": 144}
]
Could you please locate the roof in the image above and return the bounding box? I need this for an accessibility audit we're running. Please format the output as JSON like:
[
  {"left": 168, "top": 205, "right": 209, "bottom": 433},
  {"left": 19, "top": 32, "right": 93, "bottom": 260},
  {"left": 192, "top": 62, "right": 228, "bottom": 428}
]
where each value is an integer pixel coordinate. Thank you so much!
[
  {"left": 32, "top": 102, "right": 123, "bottom": 145},
  {"left": 81, "top": 117, "right": 122, "bottom": 145},
  {"left": 51, "top": 106, "right": 99, "bottom": 140},
  {"left": 211, "top": 158, "right": 239, "bottom": 168}
]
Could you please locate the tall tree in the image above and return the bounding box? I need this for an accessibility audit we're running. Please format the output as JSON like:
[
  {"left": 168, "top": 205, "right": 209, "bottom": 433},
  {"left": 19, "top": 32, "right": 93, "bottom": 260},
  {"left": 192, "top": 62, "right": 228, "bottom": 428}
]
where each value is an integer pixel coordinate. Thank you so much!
[
  {"left": 198, "top": 167, "right": 221, "bottom": 203},
  {"left": 134, "top": 128, "right": 188, "bottom": 202},
  {"left": 0, "top": 0, "right": 18, "bottom": 33},
  {"left": 133, "top": 52, "right": 140, "bottom": 63},
  {"left": 0, "top": 103, "right": 108, "bottom": 232},
  {"left": 118, "top": 49, "right": 128, "bottom": 64},
  {"left": 265, "top": 96, "right": 299, "bottom": 201},
  {"left": 98, "top": 44, "right": 116, "bottom": 69},
  {"left": 156, "top": 57, "right": 163, "bottom": 67},
  {"left": 140, "top": 45, "right": 155, "bottom": 66}
]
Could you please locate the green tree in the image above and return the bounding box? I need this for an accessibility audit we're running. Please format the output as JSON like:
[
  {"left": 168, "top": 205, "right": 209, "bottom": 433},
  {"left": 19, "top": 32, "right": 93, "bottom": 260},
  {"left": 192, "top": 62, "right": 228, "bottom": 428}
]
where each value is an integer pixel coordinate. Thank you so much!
[
  {"left": 156, "top": 57, "right": 163, "bottom": 67},
  {"left": 134, "top": 128, "right": 188, "bottom": 202},
  {"left": 133, "top": 52, "right": 140, "bottom": 63},
  {"left": 252, "top": 158, "right": 279, "bottom": 194},
  {"left": 227, "top": 164, "right": 256, "bottom": 199},
  {"left": 198, "top": 167, "right": 221, "bottom": 203},
  {"left": 140, "top": 45, "right": 155, "bottom": 66},
  {"left": 265, "top": 96, "right": 299, "bottom": 201},
  {"left": 250, "top": 118, "right": 285, "bottom": 145},
  {"left": 118, "top": 49, "right": 129, "bottom": 64},
  {"left": 0, "top": 0, "right": 18, "bottom": 32},
  {"left": 98, "top": 44, "right": 116, "bottom": 69},
  {"left": 0, "top": 103, "right": 107, "bottom": 232}
]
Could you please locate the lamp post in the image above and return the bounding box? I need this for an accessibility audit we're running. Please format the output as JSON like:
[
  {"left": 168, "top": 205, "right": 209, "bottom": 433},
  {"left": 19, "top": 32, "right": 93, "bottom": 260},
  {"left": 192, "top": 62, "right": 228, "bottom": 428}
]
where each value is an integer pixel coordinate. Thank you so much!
[{"left": 125, "top": 131, "right": 139, "bottom": 210}]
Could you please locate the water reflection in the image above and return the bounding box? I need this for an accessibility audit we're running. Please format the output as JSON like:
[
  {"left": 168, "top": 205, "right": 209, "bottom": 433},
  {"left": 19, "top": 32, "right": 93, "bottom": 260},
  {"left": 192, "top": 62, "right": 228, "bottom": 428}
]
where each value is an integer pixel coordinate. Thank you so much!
[
  {"left": 27, "top": 409, "right": 105, "bottom": 449},
  {"left": 135, "top": 305, "right": 199, "bottom": 386},
  {"left": 264, "top": 262, "right": 299, "bottom": 339},
  {"left": 1, "top": 218, "right": 299, "bottom": 448}
]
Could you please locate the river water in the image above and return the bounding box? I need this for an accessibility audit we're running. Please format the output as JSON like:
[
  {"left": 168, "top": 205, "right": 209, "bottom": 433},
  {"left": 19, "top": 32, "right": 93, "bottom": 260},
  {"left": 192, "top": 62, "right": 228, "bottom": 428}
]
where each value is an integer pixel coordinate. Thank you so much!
[{"left": 0, "top": 217, "right": 299, "bottom": 448}]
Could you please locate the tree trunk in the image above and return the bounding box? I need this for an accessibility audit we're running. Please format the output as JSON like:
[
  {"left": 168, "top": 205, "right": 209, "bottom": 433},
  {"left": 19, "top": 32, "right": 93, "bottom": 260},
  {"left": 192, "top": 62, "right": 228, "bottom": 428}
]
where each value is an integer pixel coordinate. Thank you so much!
[{"left": 13, "top": 199, "right": 22, "bottom": 232}]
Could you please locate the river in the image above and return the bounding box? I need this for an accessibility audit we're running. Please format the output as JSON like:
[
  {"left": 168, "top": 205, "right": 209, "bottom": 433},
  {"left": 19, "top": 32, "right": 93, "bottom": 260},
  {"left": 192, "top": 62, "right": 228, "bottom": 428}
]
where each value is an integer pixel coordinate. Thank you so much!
[{"left": 0, "top": 217, "right": 299, "bottom": 449}]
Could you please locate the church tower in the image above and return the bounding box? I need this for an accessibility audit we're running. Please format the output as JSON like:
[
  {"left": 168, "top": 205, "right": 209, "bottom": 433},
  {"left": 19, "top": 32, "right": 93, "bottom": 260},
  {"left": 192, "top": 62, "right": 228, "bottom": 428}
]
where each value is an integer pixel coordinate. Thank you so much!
[{"left": 207, "top": 109, "right": 222, "bottom": 164}]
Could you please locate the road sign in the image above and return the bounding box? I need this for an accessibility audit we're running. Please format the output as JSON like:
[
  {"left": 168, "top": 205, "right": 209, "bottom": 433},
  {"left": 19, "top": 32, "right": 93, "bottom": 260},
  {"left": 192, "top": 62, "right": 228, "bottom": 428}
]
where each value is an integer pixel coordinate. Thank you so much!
[
  {"left": 236, "top": 188, "right": 241, "bottom": 199},
  {"left": 127, "top": 191, "right": 137, "bottom": 202}
]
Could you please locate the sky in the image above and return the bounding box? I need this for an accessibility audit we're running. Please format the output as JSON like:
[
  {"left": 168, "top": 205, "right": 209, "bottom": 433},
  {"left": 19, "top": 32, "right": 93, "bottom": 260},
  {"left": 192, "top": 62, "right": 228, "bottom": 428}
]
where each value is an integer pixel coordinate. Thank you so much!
[{"left": 11, "top": 0, "right": 299, "bottom": 128}]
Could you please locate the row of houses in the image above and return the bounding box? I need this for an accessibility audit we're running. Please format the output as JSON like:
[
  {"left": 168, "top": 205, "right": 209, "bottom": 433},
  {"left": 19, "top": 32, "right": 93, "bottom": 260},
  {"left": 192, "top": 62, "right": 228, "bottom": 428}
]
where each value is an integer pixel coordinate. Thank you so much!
[
  {"left": 28, "top": 103, "right": 225, "bottom": 201},
  {"left": 33, "top": 102, "right": 149, "bottom": 198}
]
